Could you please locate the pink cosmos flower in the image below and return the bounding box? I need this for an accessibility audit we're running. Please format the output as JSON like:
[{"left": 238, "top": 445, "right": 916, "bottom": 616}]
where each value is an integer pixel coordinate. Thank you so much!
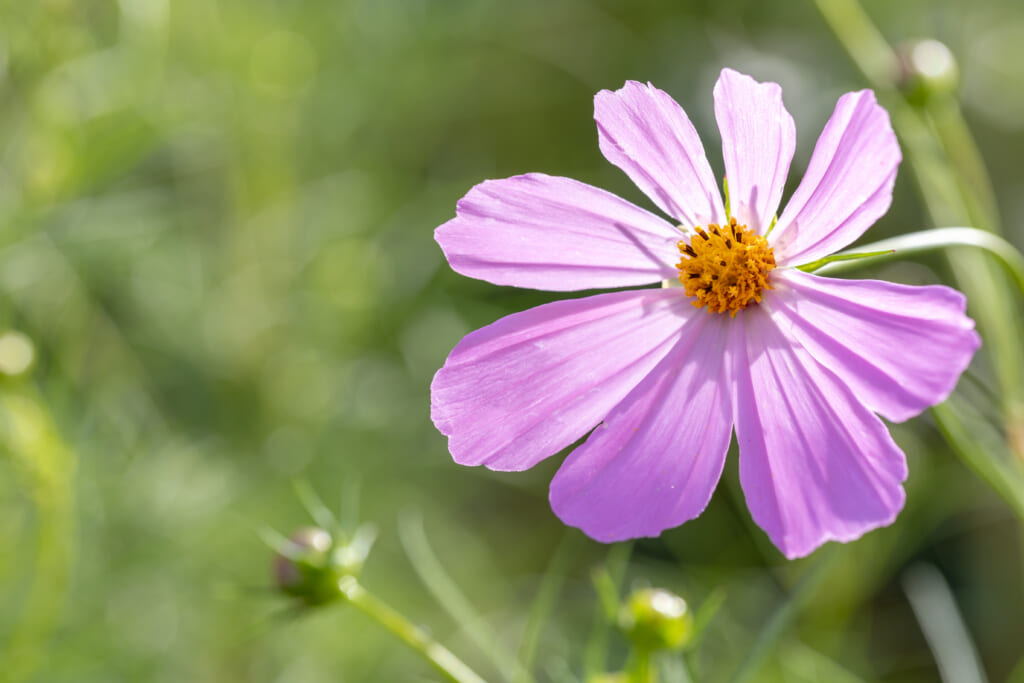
[{"left": 430, "top": 69, "right": 980, "bottom": 559}]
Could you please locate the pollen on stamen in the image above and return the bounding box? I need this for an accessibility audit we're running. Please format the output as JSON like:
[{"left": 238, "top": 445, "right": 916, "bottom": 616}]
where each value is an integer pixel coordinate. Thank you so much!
[{"left": 675, "top": 217, "right": 776, "bottom": 316}]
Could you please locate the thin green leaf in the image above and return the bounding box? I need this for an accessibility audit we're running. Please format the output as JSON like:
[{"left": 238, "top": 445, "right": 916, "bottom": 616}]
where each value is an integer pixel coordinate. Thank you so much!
[
  {"left": 796, "top": 249, "right": 895, "bottom": 273},
  {"left": 902, "top": 564, "right": 989, "bottom": 683},
  {"left": 810, "top": 227, "right": 1024, "bottom": 298},
  {"left": 779, "top": 642, "right": 873, "bottom": 683},
  {"left": 689, "top": 588, "right": 727, "bottom": 649},
  {"left": 340, "top": 474, "right": 362, "bottom": 536},
  {"left": 334, "top": 523, "right": 378, "bottom": 574},
  {"left": 292, "top": 479, "right": 337, "bottom": 535},
  {"left": 257, "top": 526, "right": 298, "bottom": 558},
  {"left": 591, "top": 567, "right": 622, "bottom": 622}
]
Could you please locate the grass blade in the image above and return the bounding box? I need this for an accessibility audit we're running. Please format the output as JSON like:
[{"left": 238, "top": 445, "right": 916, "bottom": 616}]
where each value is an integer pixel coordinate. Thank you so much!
[
  {"left": 902, "top": 564, "right": 989, "bottom": 683},
  {"left": 398, "top": 512, "right": 523, "bottom": 682}
]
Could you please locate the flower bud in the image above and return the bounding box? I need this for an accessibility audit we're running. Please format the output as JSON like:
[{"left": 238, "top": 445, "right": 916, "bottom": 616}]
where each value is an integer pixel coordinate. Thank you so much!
[
  {"left": 898, "top": 39, "right": 959, "bottom": 104},
  {"left": 272, "top": 526, "right": 344, "bottom": 606},
  {"left": 617, "top": 587, "right": 693, "bottom": 652}
]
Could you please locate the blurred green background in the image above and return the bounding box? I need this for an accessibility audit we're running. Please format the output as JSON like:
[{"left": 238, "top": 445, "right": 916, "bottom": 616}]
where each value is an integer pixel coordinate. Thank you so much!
[{"left": 0, "top": 0, "right": 1023, "bottom": 681}]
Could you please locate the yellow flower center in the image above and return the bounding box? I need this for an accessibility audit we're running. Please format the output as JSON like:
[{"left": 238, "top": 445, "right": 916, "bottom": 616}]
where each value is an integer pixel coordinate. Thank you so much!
[{"left": 675, "top": 217, "right": 776, "bottom": 317}]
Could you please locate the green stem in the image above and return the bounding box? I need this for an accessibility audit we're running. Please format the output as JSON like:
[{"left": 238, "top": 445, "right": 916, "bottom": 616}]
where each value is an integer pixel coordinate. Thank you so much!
[
  {"left": 630, "top": 648, "right": 655, "bottom": 683},
  {"left": 810, "top": 227, "right": 1024, "bottom": 296},
  {"left": 811, "top": 0, "right": 1024, "bottom": 455},
  {"left": 926, "top": 96, "right": 1002, "bottom": 232},
  {"left": 810, "top": 0, "right": 899, "bottom": 87},
  {"left": 338, "top": 576, "right": 486, "bottom": 683}
]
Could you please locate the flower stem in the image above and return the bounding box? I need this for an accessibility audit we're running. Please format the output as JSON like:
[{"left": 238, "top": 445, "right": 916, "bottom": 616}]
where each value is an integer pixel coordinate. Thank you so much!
[
  {"left": 811, "top": 227, "right": 1024, "bottom": 296},
  {"left": 338, "top": 576, "right": 486, "bottom": 683},
  {"left": 812, "top": 0, "right": 1024, "bottom": 475},
  {"left": 629, "top": 648, "right": 655, "bottom": 683}
]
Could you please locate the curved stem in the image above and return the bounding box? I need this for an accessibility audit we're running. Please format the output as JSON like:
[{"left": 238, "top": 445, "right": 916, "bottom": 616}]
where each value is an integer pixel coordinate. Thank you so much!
[
  {"left": 338, "top": 576, "right": 486, "bottom": 683},
  {"left": 810, "top": 227, "right": 1024, "bottom": 296},
  {"left": 811, "top": 0, "right": 1024, "bottom": 445}
]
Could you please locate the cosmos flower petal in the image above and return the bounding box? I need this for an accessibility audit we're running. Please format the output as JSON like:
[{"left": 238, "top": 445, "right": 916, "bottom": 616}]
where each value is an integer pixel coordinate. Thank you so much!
[
  {"left": 432, "top": 76, "right": 979, "bottom": 555},
  {"left": 768, "top": 270, "right": 981, "bottom": 422},
  {"left": 435, "top": 173, "right": 682, "bottom": 291},
  {"left": 595, "top": 81, "right": 725, "bottom": 227},
  {"left": 714, "top": 69, "right": 795, "bottom": 233},
  {"left": 771, "top": 90, "right": 901, "bottom": 266},
  {"left": 431, "top": 289, "right": 696, "bottom": 472},
  {"left": 549, "top": 314, "right": 731, "bottom": 542},
  {"left": 732, "top": 307, "right": 908, "bottom": 559}
]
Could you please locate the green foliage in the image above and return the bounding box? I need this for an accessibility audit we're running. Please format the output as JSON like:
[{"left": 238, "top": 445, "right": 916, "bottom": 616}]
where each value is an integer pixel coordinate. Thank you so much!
[{"left": 0, "top": 1, "right": 1023, "bottom": 682}]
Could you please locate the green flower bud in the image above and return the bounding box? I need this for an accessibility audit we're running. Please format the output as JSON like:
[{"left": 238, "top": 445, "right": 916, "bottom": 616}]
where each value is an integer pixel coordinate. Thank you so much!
[
  {"left": 617, "top": 587, "right": 694, "bottom": 652},
  {"left": 898, "top": 39, "right": 959, "bottom": 105},
  {"left": 272, "top": 527, "right": 344, "bottom": 606},
  {"left": 271, "top": 523, "right": 378, "bottom": 607}
]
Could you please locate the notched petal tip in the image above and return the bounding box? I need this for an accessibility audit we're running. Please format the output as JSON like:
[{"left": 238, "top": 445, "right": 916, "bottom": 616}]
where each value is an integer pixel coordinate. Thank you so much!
[
  {"left": 713, "top": 67, "right": 795, "bottom": 232},
  {"left": 771, "top": 87, "right": 902, "bottom": 265},
  {"left": 769, "top": 272, "right": 982, "bottom": 424},
  {"left": 776, "top": 487, "right": 906, "bottom": 559},
  {"left": 715, "top": 67, "right": 782, "bottom": 94},
  {"left": 436, "top": 173, "right": 680, "bottom": 291},
  {"left": 549, "top": 316, "right": 732, "bottom": 543},
  {"left": 593, "top": 79, "right": 724, "bottom": 227},
  {"left": 734, "top": 308, "right": 910, "bottom": 560},
  {"left": 592, "top": 80, "right": 647, "bottom": 112},
  {"left": 430, "top": 289, "right": 694, "bottom": 473}
]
